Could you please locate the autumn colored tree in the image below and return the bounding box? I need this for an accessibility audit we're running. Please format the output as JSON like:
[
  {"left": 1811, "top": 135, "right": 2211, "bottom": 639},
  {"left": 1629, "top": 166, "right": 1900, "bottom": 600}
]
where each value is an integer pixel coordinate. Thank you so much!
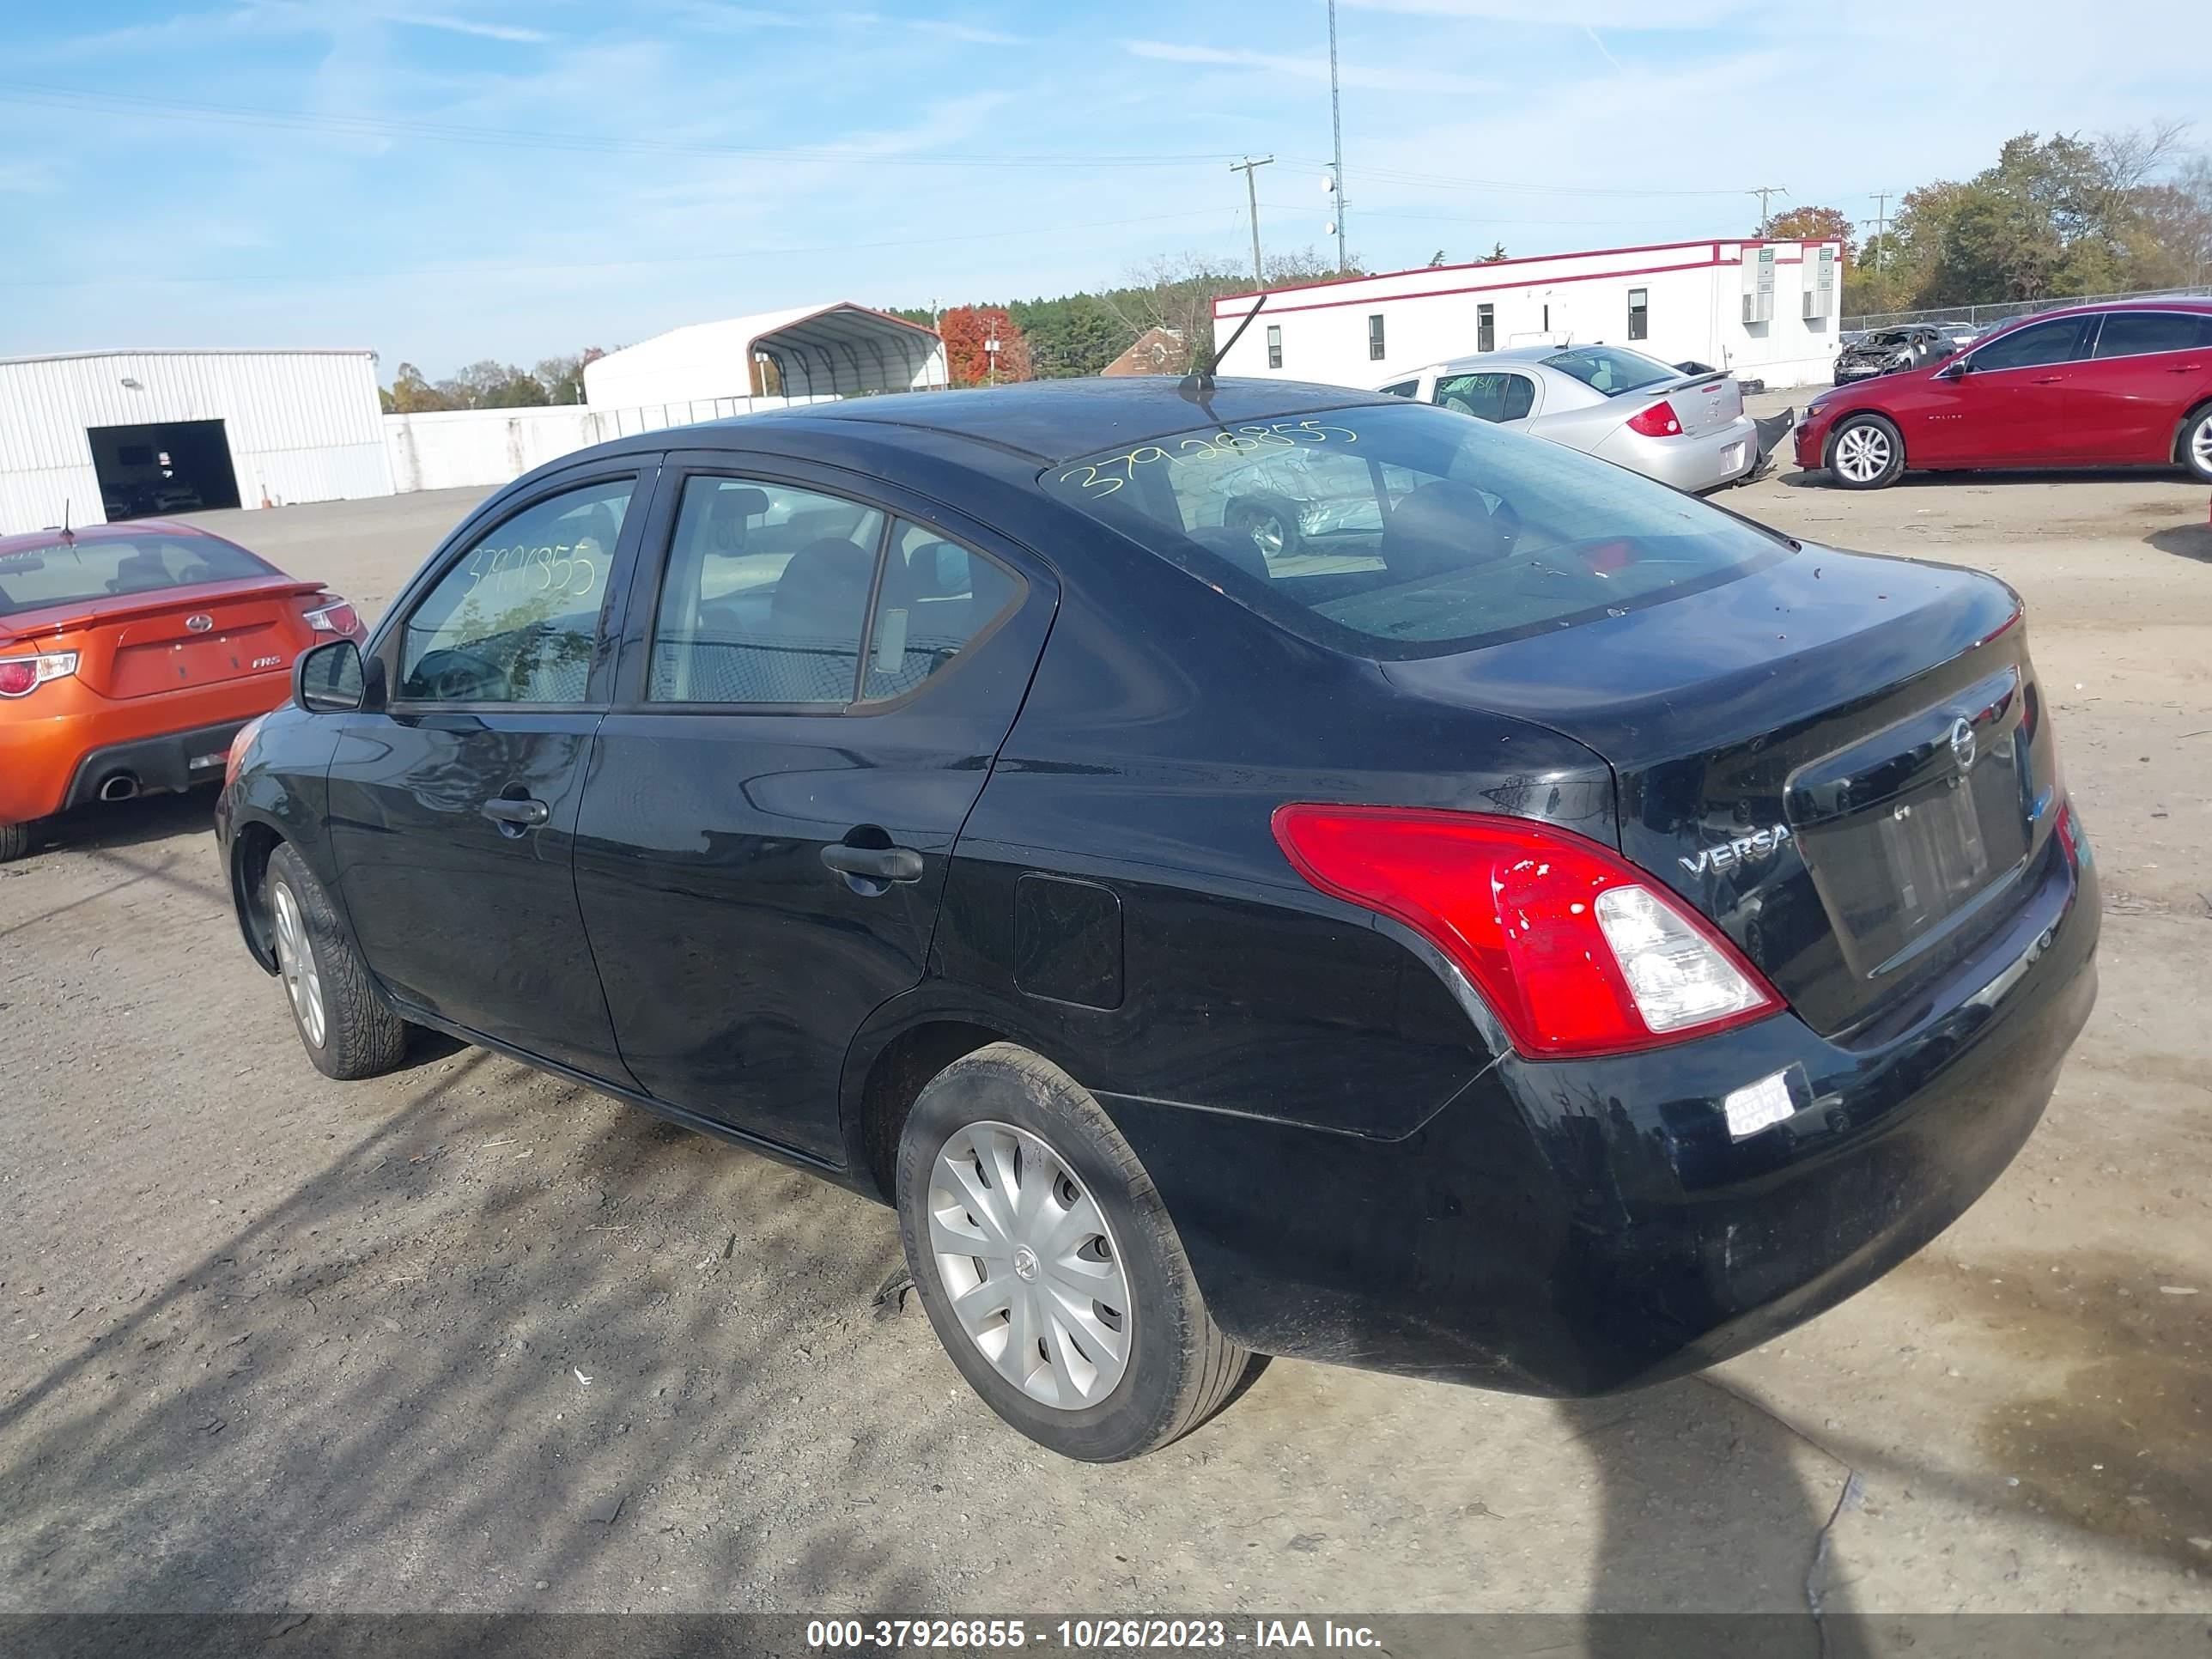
[
  {"left": 1765, "top": 204, "right": 1856, "bottom": 259},
  {"left": 938, "top": 306, "right": 1033, "bottom": 386}
]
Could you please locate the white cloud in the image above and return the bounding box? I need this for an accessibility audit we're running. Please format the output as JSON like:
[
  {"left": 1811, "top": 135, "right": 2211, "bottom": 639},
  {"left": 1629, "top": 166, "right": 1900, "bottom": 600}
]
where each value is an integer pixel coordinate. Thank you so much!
[
  {"left": 1340, "top": 0, "right": 1751, "bottom": 23},
  {"left": 1126, "top": 40, "right": 1494, "bottom": 95},
  {"left": 380, "top": 11, "right": 551, "bottom": 43}
]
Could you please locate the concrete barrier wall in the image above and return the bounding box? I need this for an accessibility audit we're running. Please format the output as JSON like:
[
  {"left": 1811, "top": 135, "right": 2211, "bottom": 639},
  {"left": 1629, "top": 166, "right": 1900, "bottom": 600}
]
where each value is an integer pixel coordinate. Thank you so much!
[{"left": 382, "top": 395, "right": 839, "bottom": 495}]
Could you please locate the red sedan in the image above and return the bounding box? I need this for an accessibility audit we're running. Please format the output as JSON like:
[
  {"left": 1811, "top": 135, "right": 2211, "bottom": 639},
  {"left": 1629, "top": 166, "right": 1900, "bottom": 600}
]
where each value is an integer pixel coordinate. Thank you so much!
[
  {"left": 0, "top": 520, "right": 363, "bottom": 862},
  {"left": 1796, "top": 301, "right": 2212, "bottom": 489}
]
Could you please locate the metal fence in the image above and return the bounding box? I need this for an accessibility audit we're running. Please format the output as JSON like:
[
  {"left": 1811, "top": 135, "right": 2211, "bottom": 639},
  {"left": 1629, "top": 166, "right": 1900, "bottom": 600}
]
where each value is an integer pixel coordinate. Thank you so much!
[{"left": 1843, "top": 283, "right": 2212, "bottom": 333}]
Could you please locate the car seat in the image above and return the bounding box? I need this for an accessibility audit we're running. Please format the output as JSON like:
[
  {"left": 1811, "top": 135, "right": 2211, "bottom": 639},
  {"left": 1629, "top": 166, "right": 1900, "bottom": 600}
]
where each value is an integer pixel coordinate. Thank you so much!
[{"left": 1380, "top": 481, "right": 1511, "bottom": 582}]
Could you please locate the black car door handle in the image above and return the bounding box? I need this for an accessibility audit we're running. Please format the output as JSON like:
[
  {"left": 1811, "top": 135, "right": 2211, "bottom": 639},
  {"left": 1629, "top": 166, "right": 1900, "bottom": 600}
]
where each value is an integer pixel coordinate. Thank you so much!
[
  {"left": 481, "top": 797, "right": 550, "bottom": 828},
  {"left": 821, "top": 843, "right": 923, "bottom": 882}
]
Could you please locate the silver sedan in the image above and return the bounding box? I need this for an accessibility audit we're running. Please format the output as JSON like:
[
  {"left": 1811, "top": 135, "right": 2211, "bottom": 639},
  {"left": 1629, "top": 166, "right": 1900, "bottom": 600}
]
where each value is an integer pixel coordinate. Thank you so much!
[{"left": 1377, "top": 344, "right": 1768, "bottom": 493}]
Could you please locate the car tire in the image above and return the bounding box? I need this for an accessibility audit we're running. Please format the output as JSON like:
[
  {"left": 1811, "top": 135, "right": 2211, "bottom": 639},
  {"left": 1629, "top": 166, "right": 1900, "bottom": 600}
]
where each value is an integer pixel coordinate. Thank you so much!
[
  {"left": 0, "top": 821, "right": 30, "bottom": 864},
  {"left": 1225, "top": 498, "right": 1298, "bottom": 561},
  {"left": 895, "top": 1042, "right": 1254, "bottom": 1462},
  {"left": 2181, "top": 404, "right": 2212, "bottom": 484},
  {"left": 1827, "top": 413, "right": 1905, "bottom": 489},
  {"left": 265, "top": 842, "right": 407, "bottom": 1081}
]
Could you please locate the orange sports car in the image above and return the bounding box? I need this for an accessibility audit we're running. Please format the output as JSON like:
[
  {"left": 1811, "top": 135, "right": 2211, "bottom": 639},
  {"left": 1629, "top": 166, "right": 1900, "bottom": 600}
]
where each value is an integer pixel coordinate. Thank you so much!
[{"left": 0, "top": 519, "right": 364, "bottom": 862}]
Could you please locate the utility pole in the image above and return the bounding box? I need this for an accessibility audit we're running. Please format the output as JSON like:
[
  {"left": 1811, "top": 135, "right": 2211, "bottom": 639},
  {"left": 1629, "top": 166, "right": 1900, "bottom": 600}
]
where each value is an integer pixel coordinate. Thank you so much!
[
  {"left": 1870, "top": 191, "right": 1891, "bottom": 271},
  {"left": 1231, "top": 155, "right": 1274, "bottom": 286},
  {"left": 1748, "top": 185, "right": 1786, "bottom": 234},
  {"left": 1327, "top": 0, "right": 1347, "bottom": 273}
]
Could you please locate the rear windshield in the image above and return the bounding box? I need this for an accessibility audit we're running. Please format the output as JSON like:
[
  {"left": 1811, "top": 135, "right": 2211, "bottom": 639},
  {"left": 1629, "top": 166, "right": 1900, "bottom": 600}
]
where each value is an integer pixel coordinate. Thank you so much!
[
  {"left": 0, "top": 534, "right": 272, "bottom": 618},
  {"left": 1540, "top": 345, "right": 1678, "bottom": 397},
  {"left": 1043, "top": 399, "right": 1790, "bottom": 659}
]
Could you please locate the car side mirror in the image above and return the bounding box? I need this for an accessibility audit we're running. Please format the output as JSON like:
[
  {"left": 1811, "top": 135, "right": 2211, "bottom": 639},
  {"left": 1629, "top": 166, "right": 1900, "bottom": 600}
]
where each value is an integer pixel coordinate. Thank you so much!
[
  {"left": 295, "top": 638, "right": 381, "bottom": 714},
  {"left": 1937, "top": 356, "right": 1971, "bottom": 380}
]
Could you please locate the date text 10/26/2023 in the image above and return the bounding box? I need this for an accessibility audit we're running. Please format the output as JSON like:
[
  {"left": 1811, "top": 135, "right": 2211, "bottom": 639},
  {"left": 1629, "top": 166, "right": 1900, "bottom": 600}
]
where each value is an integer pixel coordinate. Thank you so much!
[{"left": 805, "top": 1618, "right": 1383, "bottom": 1650}]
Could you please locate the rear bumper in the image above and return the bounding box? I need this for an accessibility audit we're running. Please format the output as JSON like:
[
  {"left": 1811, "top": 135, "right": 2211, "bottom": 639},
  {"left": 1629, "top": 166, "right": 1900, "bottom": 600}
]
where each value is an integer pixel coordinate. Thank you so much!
[
  {"left": 1597, "top": 413, "right": 1763, "bottom": 493},
  {"left": 61, "top": 718, "right": 252, "bottom": 808},
  {"left": 1105, "top": 818, "right": 2098, "bottom": 1395},
  {"left": 0, "top": 674, "right": 289, "bottom": 823}
]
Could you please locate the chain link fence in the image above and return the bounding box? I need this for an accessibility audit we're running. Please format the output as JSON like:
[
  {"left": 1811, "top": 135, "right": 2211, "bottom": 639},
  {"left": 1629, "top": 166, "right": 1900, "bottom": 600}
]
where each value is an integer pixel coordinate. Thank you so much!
[{"left": 1843, "top": 283, "right": 2212, "bottom": 333}]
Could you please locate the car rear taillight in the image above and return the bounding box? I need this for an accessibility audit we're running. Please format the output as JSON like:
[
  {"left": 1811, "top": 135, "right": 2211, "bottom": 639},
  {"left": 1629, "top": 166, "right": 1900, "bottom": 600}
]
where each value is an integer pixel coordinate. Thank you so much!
[
  {"left": 225, "top": 714, "right": 269, "bottom": 790},
  {"left": 1271, "top": 805, "right": 1783, "bottom": 1059},
  {"left": 0, "top": 651, "right": 79, "bottom": 699},
  {"left": 1626, "top": 399, "right": 1683, "bottom": 438},
  {"left": 301, "top": 599, "right": 360, "bottom": 635}
]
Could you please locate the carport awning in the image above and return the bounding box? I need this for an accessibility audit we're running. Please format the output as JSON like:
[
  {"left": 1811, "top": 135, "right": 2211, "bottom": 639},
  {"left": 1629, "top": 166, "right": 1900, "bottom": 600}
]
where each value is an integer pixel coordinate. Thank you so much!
[{"left": 751, "top": 305, "right": 939, "bottom": 398}]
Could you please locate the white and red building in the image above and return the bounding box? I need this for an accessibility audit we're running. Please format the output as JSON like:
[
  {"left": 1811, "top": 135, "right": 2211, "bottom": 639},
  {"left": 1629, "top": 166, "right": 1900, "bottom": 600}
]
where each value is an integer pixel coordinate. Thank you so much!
[{"left": 1214, "top": 238, "right": 1847, "bottom": 392}]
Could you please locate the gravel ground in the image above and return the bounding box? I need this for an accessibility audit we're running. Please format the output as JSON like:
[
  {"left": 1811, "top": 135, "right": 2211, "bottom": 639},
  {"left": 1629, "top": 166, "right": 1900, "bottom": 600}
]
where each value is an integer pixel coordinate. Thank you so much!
[{"left": 2, "top": 434, "right": 2208, "bottom": 1621}]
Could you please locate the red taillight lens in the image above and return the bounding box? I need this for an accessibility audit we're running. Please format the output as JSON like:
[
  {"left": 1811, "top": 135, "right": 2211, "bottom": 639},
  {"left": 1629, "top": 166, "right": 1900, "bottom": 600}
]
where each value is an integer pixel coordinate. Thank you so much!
[
  {"left": 1626, "top": 399, "right": 1683, "bottom": 437},
  {"left": 302, "top": 599, "right": 359, "bottom": 635},
  {"left": 0, "top": 651, "right": 79, "bottom": 698},
  {"left": 1271, "top": 805, "right": 1783, "bottom": 1059},
  {"left": 225, "top": 714, "right": 269, "bottom": 790}
]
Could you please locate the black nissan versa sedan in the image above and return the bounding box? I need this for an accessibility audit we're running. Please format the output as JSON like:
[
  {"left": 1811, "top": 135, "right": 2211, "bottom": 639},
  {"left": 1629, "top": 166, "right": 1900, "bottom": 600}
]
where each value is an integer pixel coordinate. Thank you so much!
[{"left": 216, "top": 377, "right": 2098, "bottom": 1462}]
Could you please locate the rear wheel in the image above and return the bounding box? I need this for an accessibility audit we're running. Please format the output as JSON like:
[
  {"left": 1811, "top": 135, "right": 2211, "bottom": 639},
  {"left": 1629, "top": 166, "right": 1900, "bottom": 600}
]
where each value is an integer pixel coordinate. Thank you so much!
[
  {"left": 0, "top": 822, "right": 29, "bottom": 864},
  {"left": 2181, "top": 405, "right": 2212, "bottom": 484},
  {"left": 265, "top": 842, "right": 407, "bottom": 1080},
  {"left": 895, "top": 1042, "right": 1254, "bottom": 1462},
  {"left": 1828, "top": 413, "right": 1905, "bottom": 489}
]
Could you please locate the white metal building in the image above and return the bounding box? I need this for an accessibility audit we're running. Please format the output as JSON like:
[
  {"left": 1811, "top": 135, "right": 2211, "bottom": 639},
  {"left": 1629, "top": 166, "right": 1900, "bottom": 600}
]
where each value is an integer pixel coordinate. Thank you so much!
[
  {"left": 1215, "top": 238, "right": 1847, "bottom": 392},
  {"left": 584, "top": 302, "right": 946, "bottom": 407},
  {"left": 0, "top": 349, "right": 392, "bottom": 534}
]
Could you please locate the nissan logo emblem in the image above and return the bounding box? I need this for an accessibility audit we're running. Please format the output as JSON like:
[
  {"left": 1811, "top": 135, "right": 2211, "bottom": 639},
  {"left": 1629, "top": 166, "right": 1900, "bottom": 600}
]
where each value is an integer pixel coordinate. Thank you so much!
[
  {"left": 185, "top": 614, "right": 215, "bottom": 634},
  {"left": 1948, "top": 716, "right": 1977, "bottom": 772}
]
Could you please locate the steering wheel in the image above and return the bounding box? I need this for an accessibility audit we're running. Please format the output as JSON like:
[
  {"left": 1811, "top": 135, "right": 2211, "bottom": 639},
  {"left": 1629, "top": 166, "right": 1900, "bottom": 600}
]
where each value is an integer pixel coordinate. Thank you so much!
[{"left": 408, "top": 647, "right": 507, "bottom": 702}]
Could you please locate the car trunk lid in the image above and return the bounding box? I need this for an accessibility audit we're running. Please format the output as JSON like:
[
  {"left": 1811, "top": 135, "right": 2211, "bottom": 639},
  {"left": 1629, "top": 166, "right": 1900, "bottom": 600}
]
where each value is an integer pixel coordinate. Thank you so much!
[
  {"left": 3, "top": 577, "right": 324, "bottom": 699},
  {"left": 1656, "top": 373, "right": 1743, "bottom": 437},
  {"left": 1383, "top": 547, "right": 2058, "bottom": 1036}
]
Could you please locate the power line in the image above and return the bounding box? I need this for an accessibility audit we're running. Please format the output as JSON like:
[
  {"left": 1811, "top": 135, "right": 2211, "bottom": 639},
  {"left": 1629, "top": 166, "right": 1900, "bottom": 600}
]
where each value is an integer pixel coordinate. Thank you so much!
[
  {"left": 0, "top": 81, "right": 1241, "bottom": 172},
  {"left": 1749, "top": 185, "right": 1788, "bottom": 232},
  {"left": 1285, "top": 159, "right": 1749, "bottom": 199}
]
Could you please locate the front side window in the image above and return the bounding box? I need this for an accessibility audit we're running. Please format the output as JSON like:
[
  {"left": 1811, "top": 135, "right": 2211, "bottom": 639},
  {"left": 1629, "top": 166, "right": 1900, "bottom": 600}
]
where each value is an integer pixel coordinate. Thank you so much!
[
  {"left": 649, "top": 477, "right": 885, "bottom": 705},
  {"left": 1627, "top": 288, "right": 1649, "bottom": 341},
  {"left": 0, "top": 533, "right": 270, "bottom": 618},
  {"left": 1377, "top": 380, "right": 1419, "bottom": 398},
  {"left": 1267, "top": 325, "right": 1284, "bottom": 370},
  {"left": 1433, "top": 372, "right": 1534, "bottom": 423},
  {"left": 1368, "top": 314, "right": 1387, "bottom": 361},
  {"left": 863, "top": 522, "right": 1021, "bottom": 701},
  {"left": 1969, "top": 316, "right": 2097, "bottom": 372},
  {"left": 1476, "top": 304, "right": 1496, "bottom": 353},
  {"left": 2092, "top": 312, "right": 2212, "bottom": 359},
  {"left": 397, "top": 477, "right": 632, "bottom": 703},
  {"left": 1046, "top": 400, "right": 1787, "bottom": 659}
]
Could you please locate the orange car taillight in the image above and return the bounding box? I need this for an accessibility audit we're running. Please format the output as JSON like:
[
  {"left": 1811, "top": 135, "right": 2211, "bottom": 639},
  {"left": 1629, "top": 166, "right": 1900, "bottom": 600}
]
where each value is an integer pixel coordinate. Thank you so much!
[
  {"left": 1271, "top": 804, "right": 1784, "bottom": 1059},
  {"left": 301, "top": 599, "right": 359, "bottom": 635},
  {"left": 0, "top": 651, "right": 79, "bottom": 698}
]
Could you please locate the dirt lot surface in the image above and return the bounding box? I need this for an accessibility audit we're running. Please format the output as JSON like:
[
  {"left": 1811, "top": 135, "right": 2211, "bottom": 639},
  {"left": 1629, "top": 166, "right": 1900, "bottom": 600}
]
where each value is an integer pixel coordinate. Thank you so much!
[{"left": 3, "top": 443, "right": 2209, "bottom": 1622}]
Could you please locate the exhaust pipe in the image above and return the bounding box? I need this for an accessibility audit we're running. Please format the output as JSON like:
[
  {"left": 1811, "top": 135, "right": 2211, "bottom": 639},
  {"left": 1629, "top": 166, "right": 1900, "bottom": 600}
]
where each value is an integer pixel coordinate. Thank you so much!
[{"left": 98, "top": 773, "right": 140, "bottom": 803}]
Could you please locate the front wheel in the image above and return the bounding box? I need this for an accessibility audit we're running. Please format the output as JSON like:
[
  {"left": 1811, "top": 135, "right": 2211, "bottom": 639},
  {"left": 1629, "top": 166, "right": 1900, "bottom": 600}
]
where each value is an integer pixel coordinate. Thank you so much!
[
  {"left": 0, "top": 822, "right": 29, "bottom": 864},
  {"left": 1828, "top": 413, "right": 1905, "bottom": 489},
  {"left": 265, "top": 843, "right": 407, "bottom": 1080},
  {"left": 896, "top": 1043, "right": 1255, "bottom": 1462},
  {"left": 2181, "top": 405, "right": 2212, "bottom": 484}
]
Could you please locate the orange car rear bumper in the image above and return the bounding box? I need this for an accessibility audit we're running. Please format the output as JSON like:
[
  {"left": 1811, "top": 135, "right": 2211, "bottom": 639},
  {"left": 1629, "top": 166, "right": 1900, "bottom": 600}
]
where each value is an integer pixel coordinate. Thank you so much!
[{"left": 0, "top": 671, "right": 295, "bottom": 824}]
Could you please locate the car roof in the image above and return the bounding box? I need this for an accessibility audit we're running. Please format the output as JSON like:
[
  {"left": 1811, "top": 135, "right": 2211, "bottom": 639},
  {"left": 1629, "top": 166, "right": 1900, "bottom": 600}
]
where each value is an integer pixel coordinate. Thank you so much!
[
  {"left": 0, "top": 518, "right": 214, "bottom": 556},
  {"left": 668, "top": 376, "right": 1390, "bottom": 466}
]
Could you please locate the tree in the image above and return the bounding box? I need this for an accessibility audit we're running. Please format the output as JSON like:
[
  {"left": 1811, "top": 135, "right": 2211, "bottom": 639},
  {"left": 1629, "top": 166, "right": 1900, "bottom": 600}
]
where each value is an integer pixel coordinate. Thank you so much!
[
  {"left": 1478, "top": 243, "right": 1510, "bottom": 264},
  {"left": 1765, "top": 204, "right": 1856, "bottom": 259},
  {"left": 383, "top": 362, "right": 454, "bottom": 414},
  {"left": 534, "top": 347, "right": 603, "bottom": 405},
  {"left": 938, "top": 307, "right": 1032, "bottom": 386},
  {"left": 1428, "top": 249, "right": 1449, "bottom": 268}
]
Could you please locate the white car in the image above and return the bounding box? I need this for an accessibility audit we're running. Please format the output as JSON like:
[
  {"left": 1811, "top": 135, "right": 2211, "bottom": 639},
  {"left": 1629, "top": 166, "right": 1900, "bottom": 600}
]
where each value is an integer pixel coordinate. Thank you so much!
[{"left": 1377, "top": 344, "right": 1769, "bottom": 493}]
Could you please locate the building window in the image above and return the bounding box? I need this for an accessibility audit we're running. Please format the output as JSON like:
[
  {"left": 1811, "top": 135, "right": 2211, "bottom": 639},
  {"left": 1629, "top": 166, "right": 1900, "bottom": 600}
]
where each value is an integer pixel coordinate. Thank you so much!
[
  {"left": 1628, "top": 288, "right": 1649, "bottom": 341},
  {"left": 1476, "top": 304, "right": 1495, "bottom": 353},
  {"left": 1266, "top": 325, "right": 1283, "bottom": 369},
  {"left": 1368, "top": 314, "right": 1386, "bottom": 361}
]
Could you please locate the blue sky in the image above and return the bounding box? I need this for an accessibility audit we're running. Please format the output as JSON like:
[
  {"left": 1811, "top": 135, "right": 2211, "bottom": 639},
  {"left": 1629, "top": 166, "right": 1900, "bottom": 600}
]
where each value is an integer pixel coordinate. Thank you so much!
[{"left": 3, "top": 0, "right": 2205, "bottom": 380}]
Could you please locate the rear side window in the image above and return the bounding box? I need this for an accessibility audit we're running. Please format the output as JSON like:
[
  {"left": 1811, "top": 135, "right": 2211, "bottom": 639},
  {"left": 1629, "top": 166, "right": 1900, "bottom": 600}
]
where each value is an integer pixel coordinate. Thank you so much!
[
  {"left": 2093, "top": 312, "right": 2212, "bottom": 358},
  {"left": 1541, "top": 345, "right": 1675, "bottom": 397},
  {"left": 1045, "top": 400, "right": 1787, "bottom": 659},
  {"left": 649, "top": 477, "right": 885, "bottom": 705},
  {"left": 863, "top": 522, "right": 1020, "bottom": 701},
  {"left": 0, "top": 534, "right": 270, "bottom": 617},
  {"left": 397, "top": 477, "right": 631, "bottom": 703},
  {"left": 1434, "top": 371, "right": 1533, "bottom": 422}
]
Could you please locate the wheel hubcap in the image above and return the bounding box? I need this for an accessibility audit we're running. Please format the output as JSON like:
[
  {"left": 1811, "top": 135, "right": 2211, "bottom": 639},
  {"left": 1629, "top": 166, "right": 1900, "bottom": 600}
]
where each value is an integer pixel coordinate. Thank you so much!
[
  {"left": 271, "top": 881, "right": 326, "bottom": 1048},
  {"left": 2193, "top": 420, "right": 2212, "bottom": 471},
  {"left": 1835, "top": 425, "right": 1892, "bottom": 482},
  {"left": 1248, "top": 515, "right": 1285, "bottom": 557},
  {"left": 927, "top": 1120, "right": 1133, "bottom": 1411}
]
